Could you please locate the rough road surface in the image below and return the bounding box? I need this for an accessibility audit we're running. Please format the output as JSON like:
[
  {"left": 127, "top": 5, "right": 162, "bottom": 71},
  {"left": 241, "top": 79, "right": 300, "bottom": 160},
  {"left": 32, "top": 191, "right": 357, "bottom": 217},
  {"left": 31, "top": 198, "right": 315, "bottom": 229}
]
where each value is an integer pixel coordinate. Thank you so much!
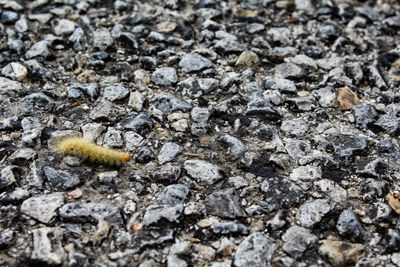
[{"left": 1, "top": 0, "right": 400, "bottom": 266}]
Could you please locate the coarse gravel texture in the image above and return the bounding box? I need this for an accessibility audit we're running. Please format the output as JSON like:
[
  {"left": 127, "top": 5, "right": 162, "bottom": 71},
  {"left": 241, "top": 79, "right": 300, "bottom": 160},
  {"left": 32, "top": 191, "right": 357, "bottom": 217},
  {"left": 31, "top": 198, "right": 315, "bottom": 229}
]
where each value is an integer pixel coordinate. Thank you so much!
[{"left": 1, "top": 0, "right": 400, "bottom": 266}]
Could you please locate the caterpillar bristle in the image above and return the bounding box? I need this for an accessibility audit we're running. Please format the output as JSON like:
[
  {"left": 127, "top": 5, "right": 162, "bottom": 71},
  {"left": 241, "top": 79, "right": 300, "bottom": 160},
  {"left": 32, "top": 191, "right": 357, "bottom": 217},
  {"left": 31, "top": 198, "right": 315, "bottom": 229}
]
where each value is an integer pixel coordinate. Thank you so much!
[{"left": 57, "top": 136, "right": 130, "bottom": 166}]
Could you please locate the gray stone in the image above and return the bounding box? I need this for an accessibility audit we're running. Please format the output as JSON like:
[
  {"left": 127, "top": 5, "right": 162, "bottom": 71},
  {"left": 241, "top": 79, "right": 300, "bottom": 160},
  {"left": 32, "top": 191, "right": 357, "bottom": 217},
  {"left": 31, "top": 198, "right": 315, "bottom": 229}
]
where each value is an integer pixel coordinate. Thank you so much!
[
  {"left": 0, "top": 230, "right": 14, "bottom": 249},
  {"left": 142, "top": 204, "right": 183, "bottom": 226},
  {"left": 0, "top": 116, "right": 19, "bottom": 130},
  {"left": 32, "top": 227, "right": 66, "bottom": 265},
  {"left": 93, "top": 29, "right": 113, "bottom": 50},
  {"left": 97, "top": 171, "right": 118, "bottom": 185},
  {"left": 59, "top": 202, "right": 122, "bottom": 224},
  {"left": 179, "top": 53, "right": 213, "bottom": 72},
  {"left": 89, "top": 101, "right": 126, "bottom": 121},
  {"left": 54, "top": 19, "right": 75, "bottom": 36},
  {"left": 375, "top": 114, "right": 399, "bottom": 135},
  {"left": 233, "top": 232, "right": 274, "bottom": 267},
  {"left": 246, "top": 23, "right": 265, "bottom": 34},
  {"left": 82, "top": 122, "right": 105, "bottom": 142},
  {"left": 9, "top": 148, "right": 37, "bottom": 162},
  {"left": 353, "top": 105, "right": 378, "bottom": 129},
  {"left": 282, "top": 226, "right": 318, "bottom": 258},
  {"left": 21, "top": 117, "right": 41, "bottom": 132},
  {"left": 219, "top": 134, "right": 246, "bottom": 161},
  {"left": 261, "top": 178, "right": 305, "bottom": 212},
  {"left": 103, "top": 84, "right": 129, "bottom": 101},
  {"left": 121, "top": 113, "right": 153, "bottom": 135},
  {"left": 211, "top": 222, "right": 248, "bottom": 235},
  {"left": 138, "top": 229, "right": 174, "bottom": 248},
  {"left": 124, "top": 131, "right": 144, "bottom": 151},
  {"left": 151, "top": 164, "right": 181, "bottom": 185},
  {"left": 264, "top": 78, "right": 297, "bottom": 94},
  {"left": 69, "top": 27, "right": 86, "bottom": 50},
  {"left": 290, "top": 165, "right": 322, "bottom": 182},
  {"left": 227, "top": 176, "right": 249, "bottom": 189},
  {"left": 372, "top": 203, "right": 391, "bottom": 222},
  {"left": 287, "top": 54, "right": 317, "bottom": 70},
  {"left": 167, "top": 255, "right": 187, "bottom": 267},
  {"left": 275, "top": 63, "right": 305, "bottom": 79},
  {"left": 0, "top": 166, "right": 17, "bottom": 190},
  {"left": 317, "top": 57, "right": 344, "bottom": 70},
  {"left": 158, "top": 184, "right": 189, "bottom": 205},
  {"left": 0, "top": 187, "right": 30, "bottom": 204},
  {"left": 296, "top": 199, "right": 331, "bottom": 227},
  {"left": 22, "top": 92, "right": 54, "bottom": 111},
  {"left": 153, "top": 94, "right": 192, "bottom": 113},
  {"left": 284, "top": 138, "right": 311, "bottom": 160},
  {"left": 314, "top": 179, "right": 347, "bottom": 203},
  {"left": 215, "top": 38, "right": 244, "bottom": 54},
  {"left": 151, "top": 67, "right": 178, "bottom": 86},
  {"left": 158, "top": 142, "right": 181, "bottom": 164},
  {"left": 28, "top": 13, "right": 53, "bottom": 25},
  {"left": 20, "top": 192, "right": 64, "bottom": 224},
  {"left": 245, "top": 96, "right": 281, "bottom": 120},
  {"left": 191, "top": 107, "right": 210, "bottom": 123},
  {"left": 128, "top": 91, "right": 145, "bottom": 112},
  {"left": 1, "top": 62, "right": 28, "bottom": 81},
  {"left": 264, "top": 95, "right": 283, "bottom": 111},
  {"left": 315, "top": 86, "right": 336, "bottom": 107},
  {"left": 184, "top": 202, "right": 206, "bottom": 217},
  {"left": 355, "top": 6, "right": 379, "bottom": 21},
  {"left": 362, "top": 178, "right": 388, "bottom": 202},
  {"left": 357, "top": 158, "right": 385, "bottom": 178},
  {"left": 183, "top": 160, "right": 222, "bottom": 185},
  {"left": 1, "top": 10, "right": 18, "bottom": 23},
  {"left": 334, "top": 135, "right": 368, "bottom": 157},
  {"left": 26, "top": 40, "right": 52, "bottom": 59},
  {"left": 0, "top": 77, "right": 22, "bottom": 93},
  {"left": 204, "top": 188, "right": 246, "bottom": 219},
  {"left": 281, "top": 118, "right": 309, "bottom": 137},
  {"left": 42, "top": 166, "right": 80, "bottom": 190},
  {"left": 267, "top": 27, "right": 293, "bottom": 46},
  {"left": 67, "top": 83, "right": 99, "bottom": 101},
  {"left": 104, "top": 128, "right": 123, "bottom": 147},
  {"left": 336, "top": 209, "right": 366, "bottom": 242}
]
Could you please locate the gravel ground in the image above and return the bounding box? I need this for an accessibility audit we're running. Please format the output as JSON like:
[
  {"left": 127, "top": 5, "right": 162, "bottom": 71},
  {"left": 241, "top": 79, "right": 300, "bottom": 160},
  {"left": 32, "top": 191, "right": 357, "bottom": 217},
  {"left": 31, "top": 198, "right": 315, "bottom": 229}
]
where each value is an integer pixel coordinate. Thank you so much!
[{"left": 1, "top": 0, "right": 400, "bottom": 266}]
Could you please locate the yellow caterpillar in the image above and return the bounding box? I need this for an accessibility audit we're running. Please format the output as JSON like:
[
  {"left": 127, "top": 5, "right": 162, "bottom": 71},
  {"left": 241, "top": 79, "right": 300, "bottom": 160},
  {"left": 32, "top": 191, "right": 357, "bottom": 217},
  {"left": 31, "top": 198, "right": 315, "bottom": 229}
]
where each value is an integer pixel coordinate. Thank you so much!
[{"left": 57, "top": 136, "right": 130, "bottom": 166}]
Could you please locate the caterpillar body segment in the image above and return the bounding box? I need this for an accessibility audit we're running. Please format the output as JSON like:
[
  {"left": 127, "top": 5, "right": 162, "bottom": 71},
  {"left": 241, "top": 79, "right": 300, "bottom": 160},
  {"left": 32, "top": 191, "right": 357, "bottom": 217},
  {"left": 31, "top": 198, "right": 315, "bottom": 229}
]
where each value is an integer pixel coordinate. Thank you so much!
[{"left": 57, "top": 137, "right": 131, "bottom": 166}]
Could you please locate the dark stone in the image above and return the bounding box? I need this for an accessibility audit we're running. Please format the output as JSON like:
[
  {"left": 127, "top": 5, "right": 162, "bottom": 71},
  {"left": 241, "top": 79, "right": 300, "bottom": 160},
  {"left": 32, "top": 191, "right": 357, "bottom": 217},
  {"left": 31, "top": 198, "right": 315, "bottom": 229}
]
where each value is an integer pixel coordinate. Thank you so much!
[
  {"left": 153, "top": 94, "right": 192, "bottom": 113},
  {"left": 135, "top": 146, "right": 155, "bottom": 164},
  {"left": 59, "top": 202, "right": 122, "bottom": 224},
  {"left": 361, "top": 178, "right": 388, "bottom": 202},
  {"left": 261, "top": 177, "right": 306, "bottom": 212},
  {"left": 336, "top": 209, "right": 366, "bottom": 242},
  {"left": 334, "top": 135, "right": 368, "bottom": 157},
  {"left": 204, "top": 188, "right": 247, "bottom": 219},
  {"left": 356, "top": 158, "right": 386, "bottom": 178},
  {"left": 136, "top": 230, "right": 174, "bottom": 249},
  {"left": 385, "top": 229, "right": 400, "bottom": 253},
  {"left": 303, "top": 45, "right": 324, "bottom": 58},
  {"left": 42, "top": 166, "right": 81, "bottom": 191},
  {"left": 120, "top": 113, "right": 153, "bottom": 135},
  {"left": 245, "top": 97, "right": 281, "bottom": 120},
  {"left": 353, "top": 105, "right": 378, "bottom": 129},
  {"left": 67, "top": 83, "right": 99, "bottom": 101},
  {"left": 140, "top": 56, "right": 158, "bottom": 70},
  {"left": 211, "top": 222, "right": 248, "bottom": 235},
  {"left": 151, "top": 164, "right": 181, "bottom": 185},
  {"left": 176, "top": 19, "right": 195, "bottom": 39},
  {"left": 22, "top": 93, "right": 54, "bottom": 111},
  {"left": 0, "top": 230, "right": 14, "bottom": 249}
]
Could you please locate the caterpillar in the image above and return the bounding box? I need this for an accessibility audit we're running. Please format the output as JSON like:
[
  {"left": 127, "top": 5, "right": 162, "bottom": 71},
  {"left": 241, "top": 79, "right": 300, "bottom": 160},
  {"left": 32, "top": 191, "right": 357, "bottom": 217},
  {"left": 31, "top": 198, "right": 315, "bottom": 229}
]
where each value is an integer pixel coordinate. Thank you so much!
[{"left": 57, "top": 136, "right": 131, "bottom": 166}]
